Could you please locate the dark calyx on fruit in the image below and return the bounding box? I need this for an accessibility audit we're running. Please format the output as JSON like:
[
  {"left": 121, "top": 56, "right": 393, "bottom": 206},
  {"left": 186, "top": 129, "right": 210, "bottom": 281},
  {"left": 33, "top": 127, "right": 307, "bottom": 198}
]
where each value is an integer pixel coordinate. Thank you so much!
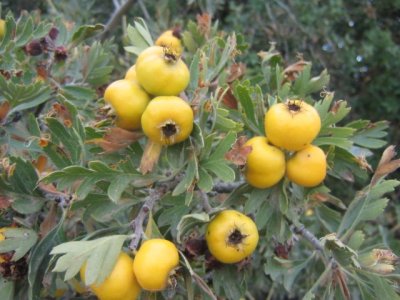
[
  {"left": 162, "top": 123, "right": 177, "bottom": 138},
  {"left": 228, "top": 229, "right": 247, "bottom": 245},
  {"left": 287, "top": 101, "right": 301, "bottom": 112}
]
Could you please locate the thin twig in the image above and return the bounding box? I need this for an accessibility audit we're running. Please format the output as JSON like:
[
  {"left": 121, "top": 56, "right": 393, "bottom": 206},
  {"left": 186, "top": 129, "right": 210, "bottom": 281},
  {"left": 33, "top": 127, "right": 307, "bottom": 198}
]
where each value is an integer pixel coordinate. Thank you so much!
[
  {"left": 137, "top": 0, "right": 152, "bottom": 23},
  {"left": 291, "top": 223, "right": 324, "bottom": 252},
  {"left": 129, "top": 189, "right": 160, "bottom": 250},
  {"left": 129, "top": 176, "right": 180, "bottom": 250},
  {"left": 99, "top": 0, "right": 136, "bottom": 41},
  {"left": 198, "top": 190, "right": 212, "bottom": 213},
  {"left": 212, "top": 181, "right": 244, "bottom": 193}
]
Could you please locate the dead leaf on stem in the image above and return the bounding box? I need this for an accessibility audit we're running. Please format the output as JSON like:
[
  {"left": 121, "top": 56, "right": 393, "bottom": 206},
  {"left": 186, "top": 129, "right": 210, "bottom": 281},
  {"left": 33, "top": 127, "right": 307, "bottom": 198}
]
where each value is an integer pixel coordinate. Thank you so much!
[
  {"left": 225, "top": 136, "right": 252, "bottom": 166},
  {"left": 283, "top": 59, "right": 310, "bottom": 82},
  {"left": 87, "top": 127, "right": 143, "bottom": 154},
  {"left": 371, "top": 145, "right": 400, "bottom": 186}
]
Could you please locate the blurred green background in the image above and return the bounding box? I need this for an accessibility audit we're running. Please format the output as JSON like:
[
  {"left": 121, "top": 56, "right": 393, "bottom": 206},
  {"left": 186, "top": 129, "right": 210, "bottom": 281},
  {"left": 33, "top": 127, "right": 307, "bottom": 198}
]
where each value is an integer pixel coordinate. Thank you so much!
[{"left": 3, "top": 0, "right": 400, "bottom": 144}]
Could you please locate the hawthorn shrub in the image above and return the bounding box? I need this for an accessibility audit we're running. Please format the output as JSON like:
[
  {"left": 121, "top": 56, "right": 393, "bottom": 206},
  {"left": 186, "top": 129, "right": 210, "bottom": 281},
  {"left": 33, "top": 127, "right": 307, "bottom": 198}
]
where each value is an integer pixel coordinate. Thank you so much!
[{"left": 0, "top": 8, "right": 399, "bottom": 300}]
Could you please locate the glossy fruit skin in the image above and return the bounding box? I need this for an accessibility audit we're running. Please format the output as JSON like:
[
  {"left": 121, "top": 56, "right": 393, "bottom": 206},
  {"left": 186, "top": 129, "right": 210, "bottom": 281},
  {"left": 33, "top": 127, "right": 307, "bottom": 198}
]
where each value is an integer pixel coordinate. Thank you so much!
[
  {"left": 244, "top": 136, "right": 286, "bottom": 189},
  {"left": 141, "top": 96, "right": 193, "bottom": 145},
  {"left": 133, "top": 239, "right": 179, "bottom": 291},
  {"left": 155, "top": 30, "right": 183, "bottom": 56},
  {"left": 0, "top": 19, "right": 5, "bottom": 39},
  {"left": 135, "top": 46, "right": 189, "bottom": 96},
  {"left": 124, "top": 65, "right": 138, "bottom": 83},
  {"left": 80, "top": 252, "right": 141, "bottom": 300},
  {"left": 104, "top": 79, "right": 150, "bottom": 130},
  {"left": 206, "top": 210, "right": 259, "bottom": 264},
  {"left": 264, "top": 100, "right": 321, "bottom": 151},
  {"left": 286, "top": 144, "right": 327, "bottom": 187}
]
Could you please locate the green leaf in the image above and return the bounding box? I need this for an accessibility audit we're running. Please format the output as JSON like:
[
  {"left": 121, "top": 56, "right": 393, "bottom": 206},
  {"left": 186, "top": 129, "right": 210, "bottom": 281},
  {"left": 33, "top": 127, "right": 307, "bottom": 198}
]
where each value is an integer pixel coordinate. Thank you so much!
[
  {"left": 46, "top": 117, "right": 81, "bottom": 164},
  {"left": 0, "top": 277, "right": 14, "bottom": 300},
  {"left": 0, "top": 78, "right": 52, "bottom": 114},
  {"left": 197, "top": 167, "right": 213, "bottom": 192},
  {"left": 315, "top": 204, "right": 342, "bottom": 232},
  {"left": 338, "top": 180, "right": 400, "bottom": 238},
  {"left": 213, "top": 265, "right": 244, "bottom": 299},
  {"left": 176, "top": 213, "right": 209, "bottom": 244},
  {"left": 203, "top": 161, "right": 235, "bottom": 182},
  {"left": 107, "top": 175, "right": 131, "bottom": 203},
  {"left": 347, "top": 230, "right": 365, "bottom": 250},
  {"left": 207, "top": 131, "right": 236, "bottom": 161},
  {"left": 206, "top": 34, "right": 237, "bottom": 81},
  {"left": 173, "top": 157, "right": 198, "bottom": 196},
  {"left": 70, "top": 24, "right": 104, "bottom": 47},
  {"left": 28, "top": 212, "right": 66, "bottom": 300},
  {"left": 281, "top": 255, "right": 315, "bottom": 291},
  {"left": 0, "top": 228, "right": 38, "bottom": 261},
  {"left": 62, "top": 85, "right": 96, "bottom": 101},
  {"left": 124, "top": 20, "right": 153, "bottom": 56},
  {"left": 51, "top": 235, "right": 127, "bottom": 284},
  {"left": 313, "top": 136, "right": 353, "bottom": 150},
  {"left": 8, "top": 157, "right": 38, "bottom": 195},
  {"left": 189, "top": 51, "right": 200, "bottom": 91},
  {"left": 11, "top": 197, "right": 44, "bottom": 214},
  {"left": 14, "top": 15, "right": 34, "bottom": 47},
  {"left": 82, "top": 42, "right": 113, "bottom": 86},
  {"left": 351, "top": 121, "right": 388, "bottom": 149}
]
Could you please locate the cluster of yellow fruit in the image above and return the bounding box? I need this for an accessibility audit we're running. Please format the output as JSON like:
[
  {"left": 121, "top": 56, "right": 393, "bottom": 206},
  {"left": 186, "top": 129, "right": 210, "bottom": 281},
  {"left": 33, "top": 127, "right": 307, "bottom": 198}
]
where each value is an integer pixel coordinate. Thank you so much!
[
  {"left": 80, "top": 209, "right": 259, "bottom": 300},
  {"left": 245, "top": 100, "right": 327, "bottom": 189},
  {"left": 104, "top": 30, "right": 193, "bottom": 146},
  {"left": 80, "top": 239, "right": 179, "bottom": 300}
]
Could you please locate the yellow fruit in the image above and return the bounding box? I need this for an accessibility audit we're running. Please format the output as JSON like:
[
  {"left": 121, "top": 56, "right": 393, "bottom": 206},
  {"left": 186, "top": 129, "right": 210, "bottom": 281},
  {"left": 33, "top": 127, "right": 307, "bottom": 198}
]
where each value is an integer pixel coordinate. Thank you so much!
[
  {"left": 141, "top": 96, "right": 193, "bottom": 145},
  {"left": 155, "top": 29, "right": 183, "bottom": 56},
  {"left": 104, "top": 79, "right": 150, "bottom": 130},
  {"left": 133, "top": 239, "right": 179, "bottom": 291},
  {"left": 125, "top": 65, "right": 138, "bottom": 83},
  {"left": 244, "top": 136, "right": 286, "bottom": 189},
  {"left": 286, "top": 144, "right": 327, "bottom": 187},
  {"left": 0, "top": 19, "right": 5, "bottom": 39},
  {"left": 264, "top": 100, "right": 321, "bottom": 151},
  {"left": 135, "top": 46, "right": 189, "bottom": 96},
  {"left": 80, "top": 252, "right": 141, "bottom": 300},
  {"left": 0, "top": 227, "right": 7, "bottom": 264},
  {"left": 206, "top": 210, "right": 259, "bottom": 264}
]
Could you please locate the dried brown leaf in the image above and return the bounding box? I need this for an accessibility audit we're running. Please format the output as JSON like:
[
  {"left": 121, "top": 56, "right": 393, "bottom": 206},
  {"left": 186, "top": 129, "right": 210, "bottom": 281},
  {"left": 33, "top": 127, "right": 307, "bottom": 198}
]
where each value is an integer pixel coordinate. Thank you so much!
[
  {"left": 0, "top": 196, "right": 12, "bottom": 209},
  {"left": 196, "top": 13, "right": 212, "bottom": 38},
  {"left": 103, "top": 127, "right": 143, "bottom": 144},
  {"left": 332, "top": 266, "right": 351, "bottom": 300},
  {"left": 139, "top": 140, "right": 162, "bottom": 175},
  {"left": 219, "top": 86, "right": 238, "bottom": 110},
  {"left": 371, "top": 145, "right": 400, "bottom": 186},
  {"left": 87, "top": 127, "right": 143, "bottom": 154},
  {"left": 227, "top": 63, "right": 246, "bottom": 83},
  {"left": 225, "top": 136, "right": 252, "bottom": 166},
  {"left": 39, "top": 203, "right": 58, "bottom": 238},
  {"left": 283, "top": 60, "right": 310, "bottom": 82},
  {"left": 0, "top": 101, "right": 10, "bottom": 123}
]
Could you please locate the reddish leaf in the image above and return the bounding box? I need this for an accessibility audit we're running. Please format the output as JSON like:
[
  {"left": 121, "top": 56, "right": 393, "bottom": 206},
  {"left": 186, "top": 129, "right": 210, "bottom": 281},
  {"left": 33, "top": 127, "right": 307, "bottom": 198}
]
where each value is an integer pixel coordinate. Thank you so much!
[
  {"left": 220, "top": 86, "right": 238, "bottom": 110},
  {"left": 0, "top": 196, "right": 12, "bottom": 209},
  {"left": 0, "top": 101, "right": 10, "bottom": 122}
]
